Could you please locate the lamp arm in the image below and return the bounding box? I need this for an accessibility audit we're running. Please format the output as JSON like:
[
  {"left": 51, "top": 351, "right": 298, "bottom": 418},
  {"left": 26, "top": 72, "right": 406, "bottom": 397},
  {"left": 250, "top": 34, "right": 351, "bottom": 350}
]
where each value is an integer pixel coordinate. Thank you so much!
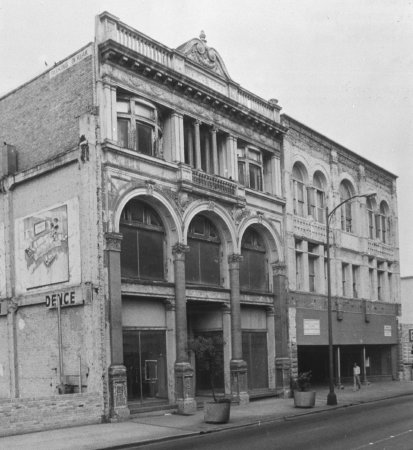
[{"left": 327, "top": 193, "right": 375, "bottom": 222}]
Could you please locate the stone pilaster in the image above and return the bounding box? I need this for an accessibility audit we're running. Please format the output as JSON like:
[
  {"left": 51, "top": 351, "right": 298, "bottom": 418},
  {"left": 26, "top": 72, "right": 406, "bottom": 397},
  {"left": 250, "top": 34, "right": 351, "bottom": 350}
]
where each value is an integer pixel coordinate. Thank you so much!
[
  {"left": 228, "top": 254, "right": 249, "bottom": 404},
  {"left": 273, "top": 262, "right": 288, "bottom": 357},
  {"left": 105, "top": 232, "right": 129, "bottom": 419},
  {"left": 173, "top": 243, "right": 196, "bottom": 414}
]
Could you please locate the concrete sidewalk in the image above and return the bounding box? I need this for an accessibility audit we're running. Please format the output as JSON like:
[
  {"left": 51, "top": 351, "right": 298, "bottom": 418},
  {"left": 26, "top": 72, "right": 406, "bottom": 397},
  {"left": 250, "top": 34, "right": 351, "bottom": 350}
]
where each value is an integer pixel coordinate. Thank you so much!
[{"left": 2, "top": 381, "right": 413, "bottom": 450}]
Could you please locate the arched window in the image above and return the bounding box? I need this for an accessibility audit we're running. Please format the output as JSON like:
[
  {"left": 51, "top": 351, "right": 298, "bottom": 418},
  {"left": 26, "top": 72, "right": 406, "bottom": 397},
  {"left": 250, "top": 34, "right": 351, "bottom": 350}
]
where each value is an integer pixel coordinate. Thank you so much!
[
  {"left": 308, "top": 172, "right": 325, "bottom": 223},
  {"left": 240, "top": 228, "right": 267, "bottom": 291},
  {"left": 376, "top": 201, "right": 390, "bottom": 243},
  {"left": 292, "top": 164, "right": 306, "bottom": 217},
  {"left": 339, "top": 182, "right": 354, "bottom": 232},
  {"left": 120, "top": 200, "right": 165, "bottom": 280},
  {"left": 186, "top": 215, "right": 221, "bottom": 285},
  {"left": 366, "top": 198, "right": 375, "bottom": 239}
]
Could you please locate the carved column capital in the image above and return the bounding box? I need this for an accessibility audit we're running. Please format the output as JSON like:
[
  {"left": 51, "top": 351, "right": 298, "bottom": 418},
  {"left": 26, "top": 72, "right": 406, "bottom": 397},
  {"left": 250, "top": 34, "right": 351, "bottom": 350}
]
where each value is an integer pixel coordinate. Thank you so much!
[
  {"left": 164, "top": 299, "right": 176, "bottom": 311},
  {"left": 105, "top": 232, "right": 123, "bottom": 252},
  {"left": 228, "top": 253, "right": 243, "bottom": 265},
  {"left": 272, "top": 262, "right": 286, "bottom": 277},
  {"left": 172, "top": 243, "right": 190, "bottom": 259}
]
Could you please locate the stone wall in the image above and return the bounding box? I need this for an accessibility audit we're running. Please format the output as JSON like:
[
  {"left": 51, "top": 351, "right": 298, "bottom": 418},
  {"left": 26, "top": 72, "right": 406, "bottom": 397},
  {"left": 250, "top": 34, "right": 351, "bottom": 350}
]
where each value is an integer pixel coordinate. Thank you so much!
[{"left": 0, "top": 392, "right": 103, "bottom": 437}]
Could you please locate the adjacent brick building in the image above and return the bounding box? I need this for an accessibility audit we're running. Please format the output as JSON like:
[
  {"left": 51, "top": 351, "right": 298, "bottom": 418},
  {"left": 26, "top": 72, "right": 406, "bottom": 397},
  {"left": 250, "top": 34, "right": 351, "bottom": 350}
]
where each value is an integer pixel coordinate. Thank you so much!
[{"left": 0, "top": 12, "right": 401, "bottom": 435}]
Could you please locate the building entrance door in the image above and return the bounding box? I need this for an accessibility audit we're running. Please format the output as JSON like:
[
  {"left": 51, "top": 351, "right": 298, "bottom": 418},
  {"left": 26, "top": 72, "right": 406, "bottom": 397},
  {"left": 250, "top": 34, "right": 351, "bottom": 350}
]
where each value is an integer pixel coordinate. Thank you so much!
[
  {"left": 242, "top": 331, "right": 268, "bottom": 390},
  {"left": 123, "top": 330, "right": 167, "bottom": 404},
  {"left": 193, "top": 331, "right": 224, "bottom": 396}
]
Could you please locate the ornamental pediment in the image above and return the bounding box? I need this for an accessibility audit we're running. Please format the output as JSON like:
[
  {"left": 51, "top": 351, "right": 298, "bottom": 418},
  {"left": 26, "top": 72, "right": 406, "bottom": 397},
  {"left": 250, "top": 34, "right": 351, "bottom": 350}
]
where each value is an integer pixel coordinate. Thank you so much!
[{"left": 176, "top": 31, "right": 231, "bottom": 79}]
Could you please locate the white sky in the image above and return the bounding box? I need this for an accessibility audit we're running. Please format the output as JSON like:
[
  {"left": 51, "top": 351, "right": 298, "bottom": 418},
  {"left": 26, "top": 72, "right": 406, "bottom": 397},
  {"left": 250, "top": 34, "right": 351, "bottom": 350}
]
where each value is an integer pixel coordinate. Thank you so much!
[{"left": 1, "top": 0, "right": 412, "bottom": 275}]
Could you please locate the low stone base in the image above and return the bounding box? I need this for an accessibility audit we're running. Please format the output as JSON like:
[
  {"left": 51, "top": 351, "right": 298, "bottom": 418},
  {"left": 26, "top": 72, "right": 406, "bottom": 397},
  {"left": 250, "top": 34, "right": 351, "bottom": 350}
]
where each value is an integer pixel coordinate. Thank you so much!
[
  {"left": 230, "top": 359, "right": 249, "bottom": 404},
  {"left": 275, "top": 357, "right": 291, "bottom": 398},
  {"left": 175, "top": 361, "right": 197, "bottom": 415},
  {"left": 108, "top": 365, "right": 130, "bottom": 420}
]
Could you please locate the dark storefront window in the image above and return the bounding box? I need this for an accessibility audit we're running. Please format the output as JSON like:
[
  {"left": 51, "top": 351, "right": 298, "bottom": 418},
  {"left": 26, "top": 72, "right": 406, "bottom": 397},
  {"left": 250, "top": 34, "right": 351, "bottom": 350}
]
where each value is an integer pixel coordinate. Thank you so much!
[
  {"left": 120, "top": 200, "right": 164, "bottom": 280},
  {"left": 186, "top": 215, "right": 221, "bottom": 286},
  {"left": 240, "top": 228, "right": 267, "bottom": 291},
  {"left": 123, "top": 330, "right": 167, "bottom": 403}
]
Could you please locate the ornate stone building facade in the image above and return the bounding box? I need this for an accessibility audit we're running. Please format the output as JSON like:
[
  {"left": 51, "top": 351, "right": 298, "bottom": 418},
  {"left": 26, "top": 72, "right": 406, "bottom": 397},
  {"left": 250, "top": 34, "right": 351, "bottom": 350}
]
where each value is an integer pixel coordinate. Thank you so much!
[
  {"left": 282, "top": 115, "right": 400, "bottom": 384},
  {"left": 0, "top": 11, "right": 400, "bottom": 435}
]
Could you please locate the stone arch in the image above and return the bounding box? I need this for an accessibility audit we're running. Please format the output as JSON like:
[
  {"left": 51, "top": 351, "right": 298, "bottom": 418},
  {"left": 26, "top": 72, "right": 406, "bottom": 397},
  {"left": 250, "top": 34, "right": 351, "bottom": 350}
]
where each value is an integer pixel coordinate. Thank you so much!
[
  {"left": 112, "top": 185, "right": 182, "bottom": 243},
  {"left": 238, "top": 216, "right": 283, "bottom": 292},
  {"left": 291, "top": 159, "right": 309, "bottom": 184},
  {"left": 112, "top": 186, "right": 183, "bottom": 283},
  {"left": 183, "top": 200, "right": 237, "bottom": 289}
]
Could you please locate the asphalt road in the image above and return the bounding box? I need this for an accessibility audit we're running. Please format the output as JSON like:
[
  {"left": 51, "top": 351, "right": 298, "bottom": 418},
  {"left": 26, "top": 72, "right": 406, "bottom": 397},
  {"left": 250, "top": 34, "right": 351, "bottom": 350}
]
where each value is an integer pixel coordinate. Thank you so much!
[{"left": 131, "top": 395, "right": 413, "bottom": 450}]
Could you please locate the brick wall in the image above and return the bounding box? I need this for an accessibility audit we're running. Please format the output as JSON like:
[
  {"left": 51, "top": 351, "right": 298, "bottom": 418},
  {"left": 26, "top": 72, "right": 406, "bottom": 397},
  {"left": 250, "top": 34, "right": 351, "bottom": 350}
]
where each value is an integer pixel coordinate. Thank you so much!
[
  {"left": 0, "top": 392, "right": 103, "bottom": 437},
  {"left": 0, "top": 45, "right": 94, "bottom": 172}
]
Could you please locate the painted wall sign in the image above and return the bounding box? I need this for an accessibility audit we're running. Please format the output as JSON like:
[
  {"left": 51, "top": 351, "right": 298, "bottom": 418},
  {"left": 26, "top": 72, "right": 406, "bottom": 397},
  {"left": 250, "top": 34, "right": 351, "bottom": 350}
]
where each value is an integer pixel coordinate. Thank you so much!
[
  {"left": 18, "top": 205, "right": 69, "bottom": 289},
  {"left": 45, "top": 288, "right": 83, "bottom": 309},
  {"left": 303, "top": 319, "right": 320, "bottom": 336},
  {"left": 384, "top": 325, "right": 392, "bottom": 337},
  {"left": 49, "top": 46, "right": 92, "bottom": 79}
]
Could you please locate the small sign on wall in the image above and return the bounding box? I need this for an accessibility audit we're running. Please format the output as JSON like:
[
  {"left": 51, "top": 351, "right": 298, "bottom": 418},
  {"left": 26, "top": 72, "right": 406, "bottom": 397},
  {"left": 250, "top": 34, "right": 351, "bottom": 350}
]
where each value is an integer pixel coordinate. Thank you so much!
[
  {"left": 304, "top": 319, "right": 320, "bottom": 336},
  {"left": 384, "top": 325, "right": 392, "bottom": 337}
]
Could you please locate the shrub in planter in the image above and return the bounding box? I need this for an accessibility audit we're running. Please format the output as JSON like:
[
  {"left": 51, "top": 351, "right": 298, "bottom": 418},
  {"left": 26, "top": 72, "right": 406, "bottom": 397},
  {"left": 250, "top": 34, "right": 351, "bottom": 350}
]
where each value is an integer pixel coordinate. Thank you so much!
[
  {"left": 188, "top": 335, "right": 231, "bottom": 423},
  {"left": 293, "top": 371, "right": 316, "bottom": 408}
]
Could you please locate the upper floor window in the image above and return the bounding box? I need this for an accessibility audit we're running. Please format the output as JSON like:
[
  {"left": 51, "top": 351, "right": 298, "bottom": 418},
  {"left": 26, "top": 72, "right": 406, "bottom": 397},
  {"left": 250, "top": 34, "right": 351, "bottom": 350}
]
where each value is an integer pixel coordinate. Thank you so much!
[
  {"left": 186, "top": 215, "right": 221, "bottom": 286},
  {"left": 376, "top": 201, "right": 390, "bottom": 244},
  {"left": 120, "top": 200, "right": 165, "bottom": 280},
  {"left": 292, "top": 164, "right": 306, "bottom": 217},
  {"left": 308, "top": 172, "right": 325, "bottom": 223},
  {"left": 240, "top": 228, "right": 268, "bottom": 291},
  {"left": 366, "top": 197, "right": 375, "bottom": 239},
  {"left": 117, "top": 96, "right": 163, "bottom": 157},
  {"left": 237, "top": 144, "right": 263, "bottom": 192},
  {"left": 339, "top": 181, "right": 354, "bottom": 233}
]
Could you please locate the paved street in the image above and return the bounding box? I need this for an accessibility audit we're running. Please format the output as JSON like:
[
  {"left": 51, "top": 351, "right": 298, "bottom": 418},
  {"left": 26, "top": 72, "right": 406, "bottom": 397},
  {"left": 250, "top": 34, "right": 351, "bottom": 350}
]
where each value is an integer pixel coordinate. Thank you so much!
[
  {"left": 134, "top": 395, "right": 413, "bottom": 450},
  {"left": 1, "top": 381, "right": 413, "bottom": 449}
]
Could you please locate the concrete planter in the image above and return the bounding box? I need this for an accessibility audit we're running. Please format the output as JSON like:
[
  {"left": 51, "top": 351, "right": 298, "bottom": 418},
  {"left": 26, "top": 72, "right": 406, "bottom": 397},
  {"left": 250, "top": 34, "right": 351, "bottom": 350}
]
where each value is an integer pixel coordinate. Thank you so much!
[
  {"left": 204, "top": 400, "right": 231, "bottom": 423},
  {"left": 293, "top": 391, "right": 316, "bottom": 408}
]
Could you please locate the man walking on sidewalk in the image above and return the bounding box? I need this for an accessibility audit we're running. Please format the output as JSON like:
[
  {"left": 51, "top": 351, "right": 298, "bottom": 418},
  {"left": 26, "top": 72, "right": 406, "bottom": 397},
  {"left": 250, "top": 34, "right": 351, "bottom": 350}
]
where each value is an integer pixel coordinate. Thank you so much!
[{"left": 353, "top": 362, "right": 361, "bottom": 391}]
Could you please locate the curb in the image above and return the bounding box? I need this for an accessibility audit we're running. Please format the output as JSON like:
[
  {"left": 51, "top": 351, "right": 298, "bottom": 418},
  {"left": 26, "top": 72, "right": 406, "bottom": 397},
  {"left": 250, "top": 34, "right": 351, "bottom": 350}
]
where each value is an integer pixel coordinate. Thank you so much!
[{"left": 98, "top": 391, "right": 413, "bottom": 449}]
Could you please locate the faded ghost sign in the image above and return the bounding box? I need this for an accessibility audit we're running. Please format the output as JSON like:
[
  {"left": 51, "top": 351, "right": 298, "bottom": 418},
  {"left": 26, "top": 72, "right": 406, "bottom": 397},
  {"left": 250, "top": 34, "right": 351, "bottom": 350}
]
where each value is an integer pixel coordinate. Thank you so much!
[{"left": 16, "top": 204, "right": 69, "bottom": 289}]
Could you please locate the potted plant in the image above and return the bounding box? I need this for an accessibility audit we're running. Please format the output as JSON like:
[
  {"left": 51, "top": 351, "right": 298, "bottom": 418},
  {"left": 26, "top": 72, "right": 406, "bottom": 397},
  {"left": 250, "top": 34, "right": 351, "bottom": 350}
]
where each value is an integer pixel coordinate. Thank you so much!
[
  {"left": 188, "top": 334, "right": 231, "bottom": 423},
  {"left": 293, "top": 371, "right": 316, "bottom": 408}
]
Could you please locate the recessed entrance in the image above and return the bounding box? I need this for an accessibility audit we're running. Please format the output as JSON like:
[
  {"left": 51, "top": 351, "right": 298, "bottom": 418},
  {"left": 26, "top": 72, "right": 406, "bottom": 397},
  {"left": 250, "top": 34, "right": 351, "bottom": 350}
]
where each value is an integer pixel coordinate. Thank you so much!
[{"left": 123, "top": 330, "right": 167, "bottom": 404}]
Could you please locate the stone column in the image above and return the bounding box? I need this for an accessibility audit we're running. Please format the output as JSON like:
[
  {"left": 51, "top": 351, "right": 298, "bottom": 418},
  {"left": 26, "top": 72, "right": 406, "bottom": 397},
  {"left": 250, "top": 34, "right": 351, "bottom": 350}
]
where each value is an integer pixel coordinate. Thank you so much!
[
  {"left": 171, "top": 112, "right": 184, "bottom": 163},
  {"left": 194, "top": 120, "right": 202, "bottom": 170},
  {"left": 173, "top": 243, "right": 196, "bottom": 414},
  {"left": 266, "top": 306, "right": 276, "bottom": 390},
  {"left": 228, "top": 254, "right": 249, "bottom": 404},
  {"left": 226, "top": 135, "right": 238, "bottom": 181},
  {"left": 211, "top": 128, "right": 219, "bottom": 175},
  {"left": 273, "top": 262, "right": 291, "bottom": 397},
  {"left": 164, "top": 300, "right": 177, "bottom": 403},
  {"left": 222, "top": 303, "right": 232, "bottom": 395},
  {"left": 105, "top": 232, "right": 129, "bottom": 420}
]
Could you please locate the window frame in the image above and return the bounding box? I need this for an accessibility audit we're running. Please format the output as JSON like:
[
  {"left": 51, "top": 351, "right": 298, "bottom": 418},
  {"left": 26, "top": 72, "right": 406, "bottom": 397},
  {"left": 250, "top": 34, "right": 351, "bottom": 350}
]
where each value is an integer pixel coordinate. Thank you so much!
[
  {"left": 237, "top": 145, "right": 264, "bottom": 192},
  {"left": 116, "top": 96, "right": 163, "bottom": 157}
]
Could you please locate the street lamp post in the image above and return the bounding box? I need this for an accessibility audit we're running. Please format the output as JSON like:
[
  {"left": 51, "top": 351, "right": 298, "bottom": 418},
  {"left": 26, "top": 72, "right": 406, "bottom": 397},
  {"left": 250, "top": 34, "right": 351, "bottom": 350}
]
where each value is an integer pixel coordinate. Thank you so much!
[{"left": 325, "top": 193, "right": 376, "bottom": 406}]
